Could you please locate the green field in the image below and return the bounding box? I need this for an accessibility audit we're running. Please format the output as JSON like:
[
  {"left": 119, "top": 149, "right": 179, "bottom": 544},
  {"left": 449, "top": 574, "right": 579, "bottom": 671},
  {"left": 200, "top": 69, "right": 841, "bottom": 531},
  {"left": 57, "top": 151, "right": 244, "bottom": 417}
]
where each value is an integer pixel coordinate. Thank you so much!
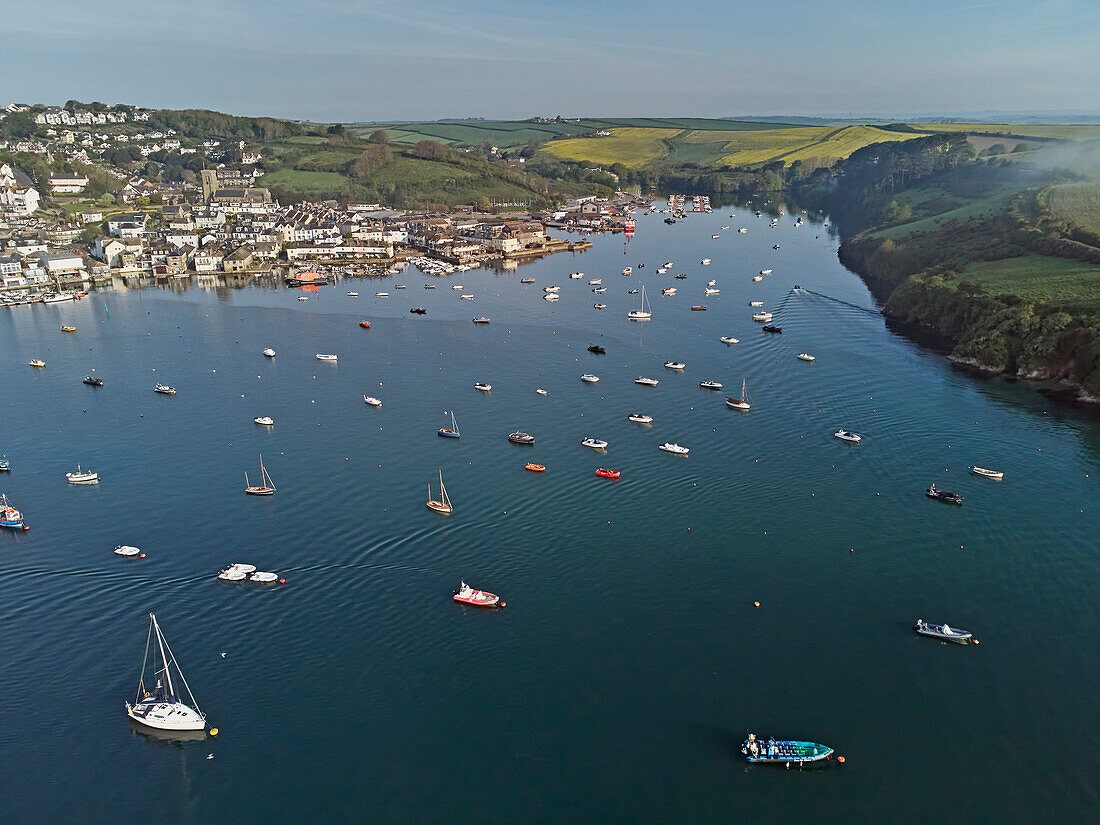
[
  {"left": 1042, "top": 182, "right": 1100, "bottom": 237},
  {"left": 542, "top": 124, "right": 927, "bottom": 170},
  {"left": 919, "top": 124, "right": 1100, "bottom": 141},
  {"left": 257, "top": 169, "right": 350, "bottom": 194},
  {"left": 959, "top": 255, "right": 1100, "bottom": 309}
]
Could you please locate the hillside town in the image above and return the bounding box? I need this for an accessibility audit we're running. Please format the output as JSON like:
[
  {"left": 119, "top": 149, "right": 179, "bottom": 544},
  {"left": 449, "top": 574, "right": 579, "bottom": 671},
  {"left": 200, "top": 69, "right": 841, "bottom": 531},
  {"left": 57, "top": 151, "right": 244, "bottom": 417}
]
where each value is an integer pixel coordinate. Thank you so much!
[{"left": 0, "top": 102, "right": 644, "bottom": 301}]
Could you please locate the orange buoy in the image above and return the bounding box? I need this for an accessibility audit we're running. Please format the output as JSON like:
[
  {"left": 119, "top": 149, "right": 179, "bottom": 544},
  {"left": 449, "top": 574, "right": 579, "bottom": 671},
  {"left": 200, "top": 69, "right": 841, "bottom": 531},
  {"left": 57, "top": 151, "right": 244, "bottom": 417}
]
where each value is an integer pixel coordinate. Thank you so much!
[
  {"left": 837, "top": 756, "right": 845, "bottom": 764},
  {"left": 139, "top": 553, "right": 146, "bottom": 559},
  {"left": 753, "top": 601, "right": 760, "bottom": 607},
  {"left": 972, "top": 639, "right": 980, "bottom": 645}
]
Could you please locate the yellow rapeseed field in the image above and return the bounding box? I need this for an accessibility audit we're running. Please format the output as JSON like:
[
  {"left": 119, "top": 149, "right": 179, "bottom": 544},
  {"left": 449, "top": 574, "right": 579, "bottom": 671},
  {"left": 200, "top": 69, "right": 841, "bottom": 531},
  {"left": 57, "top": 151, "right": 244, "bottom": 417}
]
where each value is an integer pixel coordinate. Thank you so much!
[{"left": 542, "top": 128, "right": 679, "bottom": 167}]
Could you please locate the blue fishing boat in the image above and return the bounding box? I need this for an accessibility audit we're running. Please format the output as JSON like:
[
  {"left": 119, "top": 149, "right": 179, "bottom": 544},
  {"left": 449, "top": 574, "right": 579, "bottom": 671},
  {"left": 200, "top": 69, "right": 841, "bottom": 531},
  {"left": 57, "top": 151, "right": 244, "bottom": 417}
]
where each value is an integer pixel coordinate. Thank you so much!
[
  {"left": 742, "top": 734, "right": 834, "bottom": 764},
  {"left": 438, "top": 411, "right": 460, "bottom": 438},
  {"left": 1, "top": 493, "right": 27, "bottom": 530}
]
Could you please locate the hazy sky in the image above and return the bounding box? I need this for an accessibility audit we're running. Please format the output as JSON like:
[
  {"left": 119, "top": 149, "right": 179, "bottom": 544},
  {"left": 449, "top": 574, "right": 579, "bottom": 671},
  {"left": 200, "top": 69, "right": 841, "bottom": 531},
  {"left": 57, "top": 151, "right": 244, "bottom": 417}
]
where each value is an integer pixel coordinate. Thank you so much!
[{"left": 8, "top": 0, "right": 1099, "bottom": 121}]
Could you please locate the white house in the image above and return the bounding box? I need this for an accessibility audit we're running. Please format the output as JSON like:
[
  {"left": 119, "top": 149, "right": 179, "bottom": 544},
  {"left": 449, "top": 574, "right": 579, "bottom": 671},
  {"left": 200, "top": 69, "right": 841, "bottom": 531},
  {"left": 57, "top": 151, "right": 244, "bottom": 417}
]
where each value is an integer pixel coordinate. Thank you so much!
[
  {"left": 48, "top": 173, "right": 90, "bottom": 194},
  {"left": 0, "top": 163, "right": 41, "bottom": 215}
]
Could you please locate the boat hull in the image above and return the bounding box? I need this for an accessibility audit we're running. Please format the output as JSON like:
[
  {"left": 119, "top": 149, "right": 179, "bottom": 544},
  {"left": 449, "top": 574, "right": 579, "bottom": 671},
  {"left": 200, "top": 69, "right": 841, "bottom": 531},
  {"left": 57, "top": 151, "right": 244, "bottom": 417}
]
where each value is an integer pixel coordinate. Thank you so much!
[
  {"left": 742, "top": 740, "right": 834, "bottom": 764},
  {"left": 126, "top": 700, "right": 205, "bottom": 732}
]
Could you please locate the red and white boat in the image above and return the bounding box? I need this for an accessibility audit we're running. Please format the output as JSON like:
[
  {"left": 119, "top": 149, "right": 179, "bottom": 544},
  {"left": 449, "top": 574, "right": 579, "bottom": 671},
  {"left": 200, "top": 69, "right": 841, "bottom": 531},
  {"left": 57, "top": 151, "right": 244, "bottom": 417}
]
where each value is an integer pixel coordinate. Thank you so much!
[
  {"left": 453, "top": 581, "right": 505, "bottom": 608},
  {"left": 595, "top": 468, "right": 620, "bottom": 479}
]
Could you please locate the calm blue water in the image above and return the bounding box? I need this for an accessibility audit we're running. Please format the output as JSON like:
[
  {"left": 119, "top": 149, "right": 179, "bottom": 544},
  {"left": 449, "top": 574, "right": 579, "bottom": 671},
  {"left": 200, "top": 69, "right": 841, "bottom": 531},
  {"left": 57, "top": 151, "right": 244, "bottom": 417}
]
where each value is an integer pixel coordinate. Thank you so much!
[{"left": 1, "top": 205, "right": 1098, "bottom": 824}]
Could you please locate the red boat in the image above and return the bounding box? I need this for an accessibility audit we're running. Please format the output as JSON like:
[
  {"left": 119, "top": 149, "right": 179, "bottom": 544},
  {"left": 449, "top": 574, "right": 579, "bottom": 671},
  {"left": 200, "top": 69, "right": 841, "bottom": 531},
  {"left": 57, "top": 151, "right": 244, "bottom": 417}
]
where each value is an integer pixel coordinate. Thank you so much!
[
  {"left": 595, "top": 468, "right": 620, "bottom": 479},
  {"left": 453, "top": 582, "right": 505, "bottom": 608},
  {"left": 525, "top": 463, "right": 545, "bottom": 473},
  {"left": 359, "top": 321, "right": 371, "bottom": 329}
]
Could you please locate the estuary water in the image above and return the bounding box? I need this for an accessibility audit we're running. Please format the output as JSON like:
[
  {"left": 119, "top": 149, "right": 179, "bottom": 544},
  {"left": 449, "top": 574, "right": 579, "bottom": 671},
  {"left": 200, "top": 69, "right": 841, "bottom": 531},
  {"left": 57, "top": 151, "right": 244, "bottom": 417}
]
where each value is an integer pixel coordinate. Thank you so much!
[{"left": 1, "top": 205, "right": 1097, "bottom": 824}]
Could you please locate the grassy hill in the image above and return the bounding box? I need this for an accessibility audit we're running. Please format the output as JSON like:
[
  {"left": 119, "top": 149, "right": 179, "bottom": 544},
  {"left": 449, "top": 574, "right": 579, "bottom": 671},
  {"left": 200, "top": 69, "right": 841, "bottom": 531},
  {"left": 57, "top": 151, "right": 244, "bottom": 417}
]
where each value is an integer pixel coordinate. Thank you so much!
[{"left": 541, "top": 124, "right": 928, "bottom": 170}]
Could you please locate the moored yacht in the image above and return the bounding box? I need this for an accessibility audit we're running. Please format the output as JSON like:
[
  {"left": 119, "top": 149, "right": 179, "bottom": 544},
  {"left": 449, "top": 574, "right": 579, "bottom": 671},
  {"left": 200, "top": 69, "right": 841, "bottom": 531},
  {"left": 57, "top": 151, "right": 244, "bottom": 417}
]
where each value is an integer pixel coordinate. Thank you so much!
[
  {"left": 154, "top": 384, "right": 176, "bottom": 395},
  {"left": 581, "top": 437, "right": 608, "bottom": 450},
  {"left": 580, "top": 374, "right": 600, "bottom": 384},
  {"left": 66, "top": 465, "right": 99, "bottom": 484},
  {"left": 635, "top": 377, "right": 659, "bottom": 386},
  {"left": 125, "top": 613, "right": 206, "bottom": 733},
  {"left": 263, "top": 348, "right": 276, "bottom": 357},
  {"left": 658, "top": 442, "right": 689, "bottom": 455},
  {"left": 627, "top": 413, "right": 653, "bottom": 424}
]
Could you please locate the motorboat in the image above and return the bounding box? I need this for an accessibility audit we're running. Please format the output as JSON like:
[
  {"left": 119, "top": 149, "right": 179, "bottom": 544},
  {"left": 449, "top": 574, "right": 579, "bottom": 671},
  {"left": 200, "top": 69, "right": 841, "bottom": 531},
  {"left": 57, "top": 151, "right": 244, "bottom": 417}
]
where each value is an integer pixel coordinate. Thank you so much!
[
  {"left": 699, "top": 380, "right": 723, "bottom": 390},
  {"left": 762, "top": 325, "right": 782, "bottom": 333},
  {"left": 543, "top": 286, "right": 561, "bottom": 293},
  {"left": 588, "top": 278, "right": 602, "bottom": 285},
  {"left": 219, "top": 563, "right": 256, "bottom": 581},
  {"left": 544, "top": 293, "right": 559, "bottom": 302},
  {"left": 29, "top": 359, "right": 46, "bottom": 368},
  {"left": 395, "top": 284, "right": 407, "bottom": 289},
  {"left": 592, "top": 287, "right": 607, "bottom": 294},
  {"left": 664, "top": 361, "right": 685, "bottom": 370},
  {"left": 581, "top": 374, "right": 600, "bottom": 384},
  {"left": 690, "top": 305, "right": 707, "bottom": 311},
  {"left": 726, "top": 379, "right": 751, "bottom": 410},
  {"left": 452, "top": 284, "right": 464, "bottom": 290},
  {"left": 797, "top": 353, "right": 816, "bottom": 362},
  {"left": 508, "top": 432, "right": 535, "bottom": 445},
  {"left": 621, "top": 267, "right": 632, "bottom": 276},
  {"left": 437, "top": 411, "right": 459, "bottom": 435},
  {"left": 628, "top": 288, "right": 639, "bottom": 294},
  {"left": 520, "top": 278, "right": 535, "bottom": 284},
  {"left": 347, "top": 291, "right": 359, "bottom": 297},
  {"left": 760, "top": 269, "right": 773, "bottom": 275},
  {"left": 635, "top": 377, "right": 659, "bottom": 386},
  {"left": 83, "top": 375, "right": 104, "bottom": 386},
  {"left": 297, "top": 296, "right": 309, "bottom": 302},
  {"left": 453, "top": 581, "right": 504, "bottom": 608},
  {"left": 773, "top": 244, "right": 780, "bottom": 250},
  {"left": 316, "top": 353, "right": 338, "bottom": 362},
  {"left": 581, "top": 437, "right": 608, "bottom": 450},
  {"left": 749, "top": 301, "right": 764, "bottom": 307},
  {"left": 656, "top": 267, "right": 668, "bottom": 274},
  {"left": 834, "top": 429, "right": 861, "bottom": 444},
  {"left": 588, "top": 345, "right": 606, "bottom": 354},
  {"left": 375, "top": 291, "right": 389, "bottom": 297},
  {"left": 475, "top": 382, "right": 492, "bottom": 392},
  {"left": 285, "top": 271, "right": 328, "bottom": 287},
  {"left": 663, "top": 262, "right": 674, "bottom": 268},
  {"left": 426, "top": 470, "right": 453, "bottom": 514},
  {"left": 472, "top": 317, "right": 490, "bottom": 324},
  {"left": 595, "top": 468, "right": 620, "bottom": 479},
  {"left": 701, "top": 257, "right": 712, "bottom": 264},
  {"left": 525, "top": 463, "right": 545, "bottom": 473},
  {"left": 61, "top": 325, "right": 76, "bottom": 333},
  {"left": 41, "top": 291, "right": 76, "bottom": 304},
  {"left": 915, "top": 619, "right": 975, "bottom": 644},
  {"left": 66, "top": 465, "right": 99, "bottom": 484},
  {"left": 628, "top": 285, "right": 652, "bottom": 320},
  {"left": 126, "top": 613, "right": 206, "bottom": 732},
  {"left": 410, "top": 307, "right": 427, "bottom": 314},
  {"left": 661, "top": 287, "right": 677, "bottom": 295},
  {"left": 738, "top": 227, "right": 748, "bottom": 233},
  {"left": 675, "top": 273, "right": 688, "bottom": 280},
  {"left": 707, "top": 279, "right": 717, "bottom": 287},
  {"left": 1, "top": 494, "right": 27, "bottom": 530},
  {"left": 970, "top": 466, "right": 1004, "bottom": 480},
  {"left": 720, "top": 336, "right": 739, "bottom": 345},
  {"left": 752, "top": 275, "right": 764, "bottom": 282},
  {"left": 154, "top": 384, "right": 176, "bottom": 395},
  {"left": 263, "top": 348, "right": 276, "bottom": 357},
  {"left": 535, "top": 389, "right": 548, "bottom": 396},
  {"left": 114, "top": 545, "right": 141, "bottom": 557},
  {"left": 925, "top": 483, "right": 963, "bottom": 505},
  {"left": 363, "top": 395, "right": 382, "bottom": 407},
  {"left": 0, "top": 458, "right": 8, "bottom": 472},
  {"left": 570, "top": 273, "right": 584, "bottom": 279},
  {"left": 253, "top": 416, "right": 274, "bottom": 426},
  {"left": 741, "top": 735, "right": 834, "bottom": 764},
  {"left": 424, "top": 283, "right": 437, "bottom": 289},
  {"left": 244, "top": 455, "right": 276, "bottom": 495},
  {"left": 460, "top": 295, "right": 474, "bottom": 300},
  {"left": 250, "top": 571, "right": 280, "bottom": 584},
  {"left": 627, "top": 413, "right": 653, "bottom": 424},
  {"left": 658, "top": 442, "right": 689, "bottom": 455},
  {"left": 705, "top": 288, "right": 720, "bottom": 295},
  {"left": 358, "top": 321, "right": 372, "bottom": 330},
  {"left": 593, "top": 303, "right": 606, "bottom": 310}
]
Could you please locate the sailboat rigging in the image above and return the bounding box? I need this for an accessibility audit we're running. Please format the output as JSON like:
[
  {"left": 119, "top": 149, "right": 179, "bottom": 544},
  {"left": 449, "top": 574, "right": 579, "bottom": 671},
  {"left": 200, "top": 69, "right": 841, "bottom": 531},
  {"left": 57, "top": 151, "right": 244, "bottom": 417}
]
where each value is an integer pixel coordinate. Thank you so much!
[
  {"left": 244, "top": 454, "right": 276, "bottom": 495},
  {"left": 628, "top": 284, "right": 652, "bottom": 320},
  {"left": 125, "top": 613, "right": 206, "bottom": 732},
  {"left": 426, "top": 469, "right": 453, "bottom": 514}
]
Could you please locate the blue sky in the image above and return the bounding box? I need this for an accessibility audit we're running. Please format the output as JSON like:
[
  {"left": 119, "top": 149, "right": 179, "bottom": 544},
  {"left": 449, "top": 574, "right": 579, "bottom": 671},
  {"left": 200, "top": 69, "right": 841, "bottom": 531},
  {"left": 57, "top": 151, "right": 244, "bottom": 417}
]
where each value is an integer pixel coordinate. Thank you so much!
[{"left": 8, "top": 0, "right": 1099, "bottom": 121}]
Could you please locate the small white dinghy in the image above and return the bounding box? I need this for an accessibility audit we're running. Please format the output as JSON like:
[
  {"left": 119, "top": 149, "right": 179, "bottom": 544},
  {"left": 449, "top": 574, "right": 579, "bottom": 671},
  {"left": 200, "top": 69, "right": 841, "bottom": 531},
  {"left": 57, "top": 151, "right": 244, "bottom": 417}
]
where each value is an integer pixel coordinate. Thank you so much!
[
  {"left": 797, "top": 353, "right": 816, "bottom": 362},
  {"left": 316, "top": 353, "right": 338, "bottom": 362},
  {"left": 218, "top": 562, "right": 256, "bottom": 582},
  {"left": 915, "top": 619, "right": 975, "bottom": 645},
  {"left": 659, "top": 442, "right": 689, "bottom": 455},
  {"left": 581, "top": 437, "right": 608, "bottom": 450},
  {"left": 627, "top": 413, "right": 653, "bottom": 424},
  {"left": 114, "top": 545, "right": 141, "bottom": 558},
  {"left": 475, "top": 382, "right": 492, "bottom": 392},
  {"left": 970, "top": 466, "right": 1004, "bottom": 480},
  {"left": 705, "top": 288, "right": 720, "bottom": 295},
  {"left": 536, "top": 388, "right": 549, "bottom": 396},
  {"left": 699, "top": 380, "right": 723, "bottom": 390},
  {"left": 834, "top": 429, "right": 862, "bottom": 444},
  {"left": 347, "top": 291, "right": 359, "bottom": 297},
  {"left": 749, "top": 301, "right": 764, "bottom": 307},
  {"left": 254, "top": 416, "right": 274, "bottom": 426},
  {"left": 581, "top": 374, "right": 600, "bottom": 384},
  {"left": 635, "top": 377, "right": 659, "bottom": 386},
  {"left": 263, "top": 348, "right": 276, "bottom": 358},
  {"left": 375, "top": 292, "right": 389, "bottom": 297},
  {"left": 720, "top": 336, "right": 739, "bottom": 345},
  {"left": 249, "top": 571, "right": 280, "bottom": 584},
  {"left": 363, "top": 395, "right": 382, "bottom": 407},
  {"left": 664, "top": 361, "right": 685, "bottom": 370}
]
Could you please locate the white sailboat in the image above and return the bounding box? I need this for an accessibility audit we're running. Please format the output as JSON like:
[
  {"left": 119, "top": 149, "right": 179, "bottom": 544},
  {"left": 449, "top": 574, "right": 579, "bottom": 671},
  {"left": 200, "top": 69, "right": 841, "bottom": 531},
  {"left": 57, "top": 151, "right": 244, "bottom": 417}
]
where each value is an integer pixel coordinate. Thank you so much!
[
  {"left": 628, "top": 284, "right": 652, "bottom": 320},
  {"left": 125, "top": 613, "right": 206, "bottom": 732},
  {"left": 426, "top": 469, "right": 453, "bottom": 514},
  {"left": 726, "top": 379, "right": 751, "bottom": 410}
]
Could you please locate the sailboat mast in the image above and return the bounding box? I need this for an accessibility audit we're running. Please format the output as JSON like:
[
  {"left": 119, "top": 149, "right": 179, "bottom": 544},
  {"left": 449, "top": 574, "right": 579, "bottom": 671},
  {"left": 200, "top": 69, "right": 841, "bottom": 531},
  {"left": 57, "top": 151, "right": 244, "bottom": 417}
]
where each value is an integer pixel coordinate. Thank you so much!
[
  {"left": 439, "top": 470, "right": 449, "bottom": 507},
  {"left": 152, "top": 613, "right": 176, "bottom": 700}
]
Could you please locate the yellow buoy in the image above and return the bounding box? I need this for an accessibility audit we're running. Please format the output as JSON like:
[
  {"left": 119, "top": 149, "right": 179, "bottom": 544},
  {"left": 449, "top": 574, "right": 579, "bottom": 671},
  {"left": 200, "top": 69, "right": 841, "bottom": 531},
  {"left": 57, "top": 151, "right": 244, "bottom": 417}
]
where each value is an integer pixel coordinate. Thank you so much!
[{"left": 209, "top": 727, "right": 219, "bottom": 736}]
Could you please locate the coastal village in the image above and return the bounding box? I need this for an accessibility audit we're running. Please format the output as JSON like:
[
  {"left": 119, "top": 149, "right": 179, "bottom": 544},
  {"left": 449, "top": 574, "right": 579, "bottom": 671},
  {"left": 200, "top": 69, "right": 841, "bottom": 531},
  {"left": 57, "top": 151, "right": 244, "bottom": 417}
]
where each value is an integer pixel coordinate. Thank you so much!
[{"left": 0, "top": 102, "right": 650, "bottom": 302}]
